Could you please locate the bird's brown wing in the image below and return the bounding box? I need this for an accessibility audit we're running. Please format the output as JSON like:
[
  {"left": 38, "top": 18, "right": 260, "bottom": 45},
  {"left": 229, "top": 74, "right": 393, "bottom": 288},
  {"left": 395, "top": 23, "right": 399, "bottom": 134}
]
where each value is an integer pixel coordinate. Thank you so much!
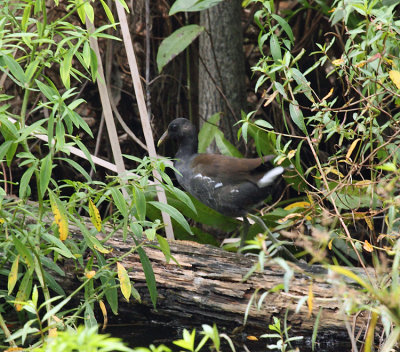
[{"left": 190, "top": 154, "right": 274, "bottom": 183}]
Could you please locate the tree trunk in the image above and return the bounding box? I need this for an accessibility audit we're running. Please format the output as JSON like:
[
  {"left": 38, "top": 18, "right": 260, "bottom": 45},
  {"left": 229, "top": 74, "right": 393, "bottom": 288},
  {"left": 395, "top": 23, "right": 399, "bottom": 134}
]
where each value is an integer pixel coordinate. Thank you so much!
[{"left": 198, "top": 0, "right": 246, "bottom": 148}]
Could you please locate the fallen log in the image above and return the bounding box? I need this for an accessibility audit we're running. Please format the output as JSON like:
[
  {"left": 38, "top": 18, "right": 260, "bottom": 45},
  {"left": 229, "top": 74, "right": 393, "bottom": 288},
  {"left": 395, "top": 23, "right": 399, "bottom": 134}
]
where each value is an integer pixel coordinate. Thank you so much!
[{"left": 58, "top": 218, "right": 375, "bottom": 351}]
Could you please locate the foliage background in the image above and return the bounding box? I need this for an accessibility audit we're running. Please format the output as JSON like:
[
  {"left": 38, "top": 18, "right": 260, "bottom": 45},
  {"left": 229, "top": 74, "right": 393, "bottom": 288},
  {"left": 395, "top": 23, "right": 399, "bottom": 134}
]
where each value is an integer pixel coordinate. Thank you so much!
[{"left": 1, "top": 0, "right": 400, "bottom": 351}]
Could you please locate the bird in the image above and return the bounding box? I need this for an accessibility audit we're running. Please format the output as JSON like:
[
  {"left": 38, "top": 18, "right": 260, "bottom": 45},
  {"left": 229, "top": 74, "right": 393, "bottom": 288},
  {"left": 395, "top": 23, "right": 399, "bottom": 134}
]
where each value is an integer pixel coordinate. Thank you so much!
[{"left": 157, "top": 117, "right": 286, "bottom": 247}]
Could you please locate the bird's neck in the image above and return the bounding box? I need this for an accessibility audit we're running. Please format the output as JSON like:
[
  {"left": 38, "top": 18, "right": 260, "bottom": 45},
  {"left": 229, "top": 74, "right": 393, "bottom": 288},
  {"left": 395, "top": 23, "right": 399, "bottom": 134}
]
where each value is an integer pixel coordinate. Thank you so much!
[{"left": 176, "top": 135, "right": 198, "bottom": 159}]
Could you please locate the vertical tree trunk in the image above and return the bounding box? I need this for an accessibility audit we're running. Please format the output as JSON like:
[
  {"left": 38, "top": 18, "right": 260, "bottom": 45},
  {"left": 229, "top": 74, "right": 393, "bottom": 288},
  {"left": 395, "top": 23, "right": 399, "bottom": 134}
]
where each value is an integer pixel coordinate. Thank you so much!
[{"left": 198, "top": 0, "right": 246, "bottom": 148}]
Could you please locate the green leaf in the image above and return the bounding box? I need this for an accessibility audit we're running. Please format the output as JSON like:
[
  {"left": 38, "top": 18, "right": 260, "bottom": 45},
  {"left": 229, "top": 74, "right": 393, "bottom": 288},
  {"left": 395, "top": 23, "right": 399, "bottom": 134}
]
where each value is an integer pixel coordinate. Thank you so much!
[
  {"left": 40, "top": 256, "right": 65, "bottom": 277},
  {"left": 214, "top": 132, "right": 242, "bottom": 157},
  {"left": 271, "top": 14, "right": 294, "bottom": 43},
  {"left": 1, "top": 54, "right": 26, "bottom": 85},
  {"left": 110, "top": 188, "right": 128, "bottom": 217},
  {"left": 289, "top": 102, "right": 307, "bottom": 135},
  {"left": 291, "top": 68, "right": 314, "bottom": 102},
  {"left": 25, "top": 58, "right": 40, "bottom": 82},
  {"left": 74, "top": 138, "right": 95, "bottom": 169},
  {"left": 254, "top": 119, "right": 273, "bottom": 130},
  {"left": 84, "top": 2, "right": 94, "bottom": 23},
  {"left": 60, "top": 49, "right": 74, "bottom": 88},
  {"left": 89, "top": 47, "right": 98, "bottom": 81},
  {"left": 39, "top": 154, "right": 52, "bottom": 198},
  {"left": 98, "top": 254, "right": 119, "bottom": 315},
  {"left": 178, "top": 194, "right": 238, "bottom": 232},
  {"left": 167, "top": 186, "right": 197, "bottom": 216},
  {"left": 156, "top": 234, "right": 171, "bottom": 263},
  {"left": 41, "top": 232, "right": 75, "bottom": 258},
  {"left": 137, "top": 247, "right": 157, "bottom": 309},
  {"left": 19, "top": 164, "right": 36, "bottom": 199},
  {"left": 148, "top": 201, "right": 193, "bottom": 235},
  {"left": 57, "top": 157, "right": 91, "bottom": 183},
  {"left": 157, "top": 25, "right": 204, "bottom": 72},
  {"left": 115, "top": 0, "right": 129, "bottom": 12},
  {"left": 198, "top": 113, "right": 220, "bottom": 153},
  {"left": 21, "top": 4, "right": 32, "bottom": 31},
  {"left": 82, "top": 41, "right": 91, "bottom": 68},
  {"left": 133, "top": 186, "right": 146, "bottom": 222},
  {"left": 13, "top": 236, "right": 34, "bottom": 269},
  {"left": 42, "top": 296, "right": 71, "bottom": 323},
  {"left": 169, "top": 0, "right": 223, "bottom": 15},
  {"left": 0, "top": 140, "right": 13, "bottom": 161},
  {"left": 145, "top": 228, "right": 156, "bottom": 240},
  {"left": 35, "top": 80, "right": 58, "bottom": 100},
  {"left": 16, "top": 119, "right": 46, "bottom": 143},
  {"left": 99, "top": 0, "right": 116, "bottom": 28},
  {"left": 270, "top": 34, "right": 282, "bottom": 61},
  {"left": 43, "top": 271, "right": 66, "bottom": 296}
]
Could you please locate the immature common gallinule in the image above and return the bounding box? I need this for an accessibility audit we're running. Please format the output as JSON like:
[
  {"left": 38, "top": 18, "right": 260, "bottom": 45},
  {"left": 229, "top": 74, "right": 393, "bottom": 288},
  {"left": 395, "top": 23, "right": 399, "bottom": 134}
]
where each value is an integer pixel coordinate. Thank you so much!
[{"left": 158, "top": 118, "right": 286, "bottom": 246}]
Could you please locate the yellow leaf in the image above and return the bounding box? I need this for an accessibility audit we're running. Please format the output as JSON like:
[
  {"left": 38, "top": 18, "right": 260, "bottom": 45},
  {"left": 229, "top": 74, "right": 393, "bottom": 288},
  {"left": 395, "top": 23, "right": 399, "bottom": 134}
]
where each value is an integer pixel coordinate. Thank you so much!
[
  {"left": 364, "top": 311, "right": 378, "bottom": 352},
  {"left": 287, "top": 149, "right": 296, "bottom": 159},
  {"left": 322, "top": 166, "right": 344, "bottom": 178},
  {"left": 85, "top": 270, "right": 96, "bottom": 279},
  {"left": 328, "top": 265, "right": 372, "bottom": 291},
  {"left": 8, "top": 255, "right": 19, "bottom": 295},
  {"left": 332, "top": 58, "right": 344, "bottom": 66},
  {"left": 117, "top": 262, "right": 131, "bottom": 302},
  {"left": 321, "top": 88, "right": 334, "bottom": 102},
  {"left": 0, "top": 218, "right": 5, "bottom": 224},
  {"left": 356, "top": 61, "right": 366, "bottom": 68},
  {"left": 94, "top": 244, "right": 112, "bottom": 254},
  {"left": 350, "top": 211, "right": 367, "bottom": 219},
  {"left": 384, "top": 58, "right": 393, "bottom": 66},
  {"left": 277, "top": 213, "right": 303, "bottom": 223},
  {"left": 364, "top": 216, "right": 374, "bottom": 230},
  {"left": 389, "top": 70, "right": 400, "bottom": 90},
  {"left": 284, "top": 201, "right": 311, "bottom": 210},
  {"left": 328, "top": 238, "right": 333, "bottom": 250},
  {"left": 48, "top": 328, "right": 58, "bottom": 338},
  {"left": 307, "top": 283, "right": 313, "bottom": 318},
  {"left": 247, "top": 336, "right": 258, "bottom": 341},
  {"left": 306, "top": 193, "right": 314, "bottom": 206},
  {"left": 89, "top": 198, "right": 102, "bottom": 231},
  {"left": 99, "top": 300, "right": 108, "bottom": 331},
  {"left": 354, "top": 180, "right": 372, "bottom": 187},
  {"left": 49, "top": 191, "right": 68, "bottom": 241},
  {"left": 346, "top": 138, "right": 360, "bottom": 161},
  {"left": 363, "top": 240, "right": 374, "bottom": 252}
]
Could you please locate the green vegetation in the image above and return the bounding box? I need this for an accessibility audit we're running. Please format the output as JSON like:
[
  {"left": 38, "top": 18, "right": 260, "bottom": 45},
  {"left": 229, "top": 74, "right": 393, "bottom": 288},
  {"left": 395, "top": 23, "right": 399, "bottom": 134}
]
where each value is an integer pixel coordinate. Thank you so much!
[{"left": 0, "top": 0, "right": 400, "bottom": 350}]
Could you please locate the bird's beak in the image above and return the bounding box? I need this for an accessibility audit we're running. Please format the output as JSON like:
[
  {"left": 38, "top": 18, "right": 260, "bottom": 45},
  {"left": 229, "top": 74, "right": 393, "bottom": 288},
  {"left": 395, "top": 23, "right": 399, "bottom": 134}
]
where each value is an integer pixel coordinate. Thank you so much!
[{"left": 157, "top": 130, "right": 169, "bottom": 147}]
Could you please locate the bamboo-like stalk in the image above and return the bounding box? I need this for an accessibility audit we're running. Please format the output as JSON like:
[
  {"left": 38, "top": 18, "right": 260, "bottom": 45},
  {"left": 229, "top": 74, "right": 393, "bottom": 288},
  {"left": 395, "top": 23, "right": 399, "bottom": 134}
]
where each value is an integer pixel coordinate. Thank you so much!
[
  {"left": 115, "top": 2, "right": 175, "bottom": 240},
  {"left": 86, "top": 18, "right": 127, "bottom": 198}
]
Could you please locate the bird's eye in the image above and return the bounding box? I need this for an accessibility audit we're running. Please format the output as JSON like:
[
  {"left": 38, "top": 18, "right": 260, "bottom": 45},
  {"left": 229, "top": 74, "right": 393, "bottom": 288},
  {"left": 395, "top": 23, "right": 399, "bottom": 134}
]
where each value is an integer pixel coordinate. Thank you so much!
[{"left": 169, "top": 123, "right": 178, "bottom": 132}]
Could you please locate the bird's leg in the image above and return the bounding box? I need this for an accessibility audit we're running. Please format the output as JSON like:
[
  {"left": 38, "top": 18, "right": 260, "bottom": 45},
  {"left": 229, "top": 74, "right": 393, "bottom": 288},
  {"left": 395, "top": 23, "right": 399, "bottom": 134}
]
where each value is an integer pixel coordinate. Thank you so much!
[
  {"left": 247, "top": 214, "right": 300, "bottom": 264},
  {"left": 240, "top": 216, "right": 250, "bottom": 248}
]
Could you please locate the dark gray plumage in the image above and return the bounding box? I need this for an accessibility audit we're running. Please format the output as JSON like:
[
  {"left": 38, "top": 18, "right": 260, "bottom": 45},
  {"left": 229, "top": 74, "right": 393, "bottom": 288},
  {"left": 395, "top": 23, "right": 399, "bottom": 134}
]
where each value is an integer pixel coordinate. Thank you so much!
[{"left": 158, "top": 118, "right": 284, "bottom": 217}]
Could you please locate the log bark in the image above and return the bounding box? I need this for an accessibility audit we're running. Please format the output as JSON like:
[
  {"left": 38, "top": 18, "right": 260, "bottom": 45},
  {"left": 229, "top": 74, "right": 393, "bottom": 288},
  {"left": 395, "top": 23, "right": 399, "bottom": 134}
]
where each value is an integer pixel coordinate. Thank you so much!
[{"left": 60, "top": 220, "right": 375, "bottom": 350}]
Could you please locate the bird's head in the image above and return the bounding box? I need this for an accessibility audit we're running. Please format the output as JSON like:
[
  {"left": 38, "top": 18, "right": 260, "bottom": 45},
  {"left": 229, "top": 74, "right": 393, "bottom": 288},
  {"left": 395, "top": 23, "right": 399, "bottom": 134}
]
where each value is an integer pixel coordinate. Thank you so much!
[{"left": 157, "top": 118, "right": 196, "bottom": 146}]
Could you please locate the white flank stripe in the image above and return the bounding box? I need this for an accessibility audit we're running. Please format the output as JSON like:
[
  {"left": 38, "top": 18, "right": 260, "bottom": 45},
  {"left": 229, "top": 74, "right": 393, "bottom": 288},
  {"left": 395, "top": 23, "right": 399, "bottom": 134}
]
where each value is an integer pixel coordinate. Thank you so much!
[{"left": 257, "top": 166, "right": 284, "bottom": 188}]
